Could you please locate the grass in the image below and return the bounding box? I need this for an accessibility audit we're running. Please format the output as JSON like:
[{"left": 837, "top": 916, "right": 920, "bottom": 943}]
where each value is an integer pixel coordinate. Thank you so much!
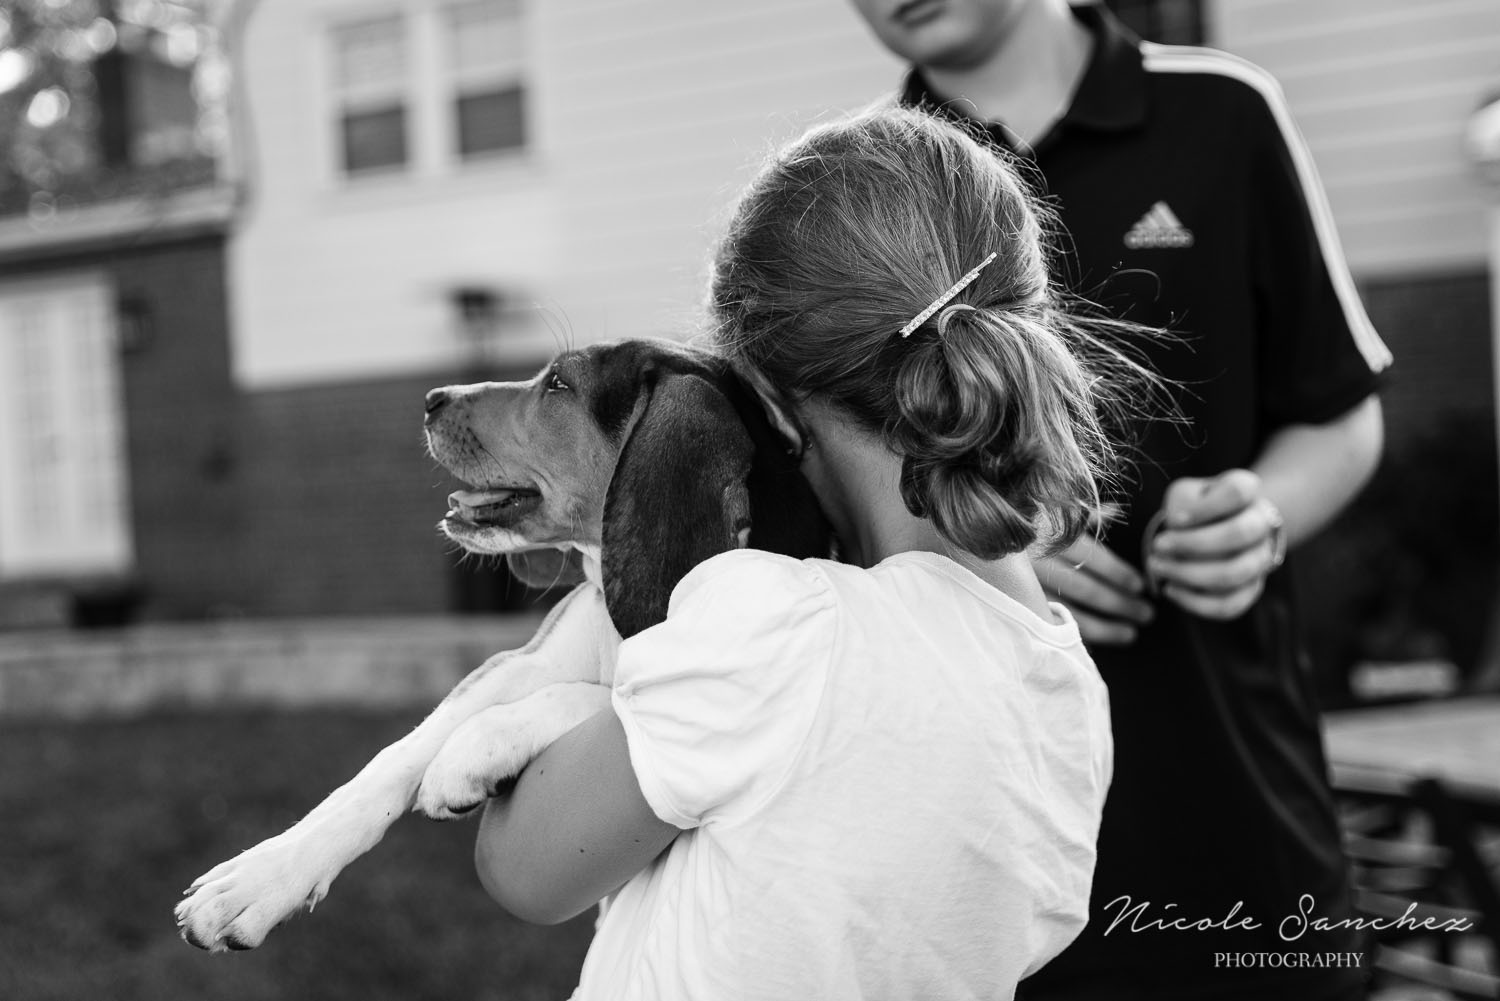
[{"left": 0, "top": 709, "right": 596, "bottom": 1001}]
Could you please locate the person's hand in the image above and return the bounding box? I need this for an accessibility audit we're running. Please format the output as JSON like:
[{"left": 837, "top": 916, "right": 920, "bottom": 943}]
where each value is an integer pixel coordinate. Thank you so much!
[
  {"left": 1146, "top": 469, "right": 1286, "bottom": 621},
  {"left": 1034, "top": 535, "right": 1154, "bottom": 645}
]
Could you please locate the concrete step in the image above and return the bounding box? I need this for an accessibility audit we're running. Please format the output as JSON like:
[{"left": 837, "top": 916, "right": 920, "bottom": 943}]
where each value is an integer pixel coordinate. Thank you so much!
[{"left": 0, "top": 615, "right": 548, "bottom": 720}]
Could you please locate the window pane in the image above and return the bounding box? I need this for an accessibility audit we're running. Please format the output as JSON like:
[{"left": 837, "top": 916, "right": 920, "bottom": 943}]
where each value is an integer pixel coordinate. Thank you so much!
[
  {"left": 342, "top": 104, "right": 407, "bottom": 173},
  {"left": 0, "top": 277, "right": 133, "bottom": 578},
  {"left": 449, "top": 0, "right": 523, "bottom": 77},
  {"left": 333, "top": 16, "right": 406, "bottom": 92},
  {"left": 456, "top": 86, "right": 525, "bottom": 157}
]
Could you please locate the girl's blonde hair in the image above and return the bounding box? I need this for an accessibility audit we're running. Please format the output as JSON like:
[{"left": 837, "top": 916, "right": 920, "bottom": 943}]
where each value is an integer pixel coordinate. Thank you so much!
[{"left": 710, "top": 105, "right": 1146, "bottom": 560}]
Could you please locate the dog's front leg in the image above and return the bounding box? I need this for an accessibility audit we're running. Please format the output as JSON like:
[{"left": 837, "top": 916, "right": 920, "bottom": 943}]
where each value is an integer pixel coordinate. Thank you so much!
[
  {"left": 174, "top": 583, "right": 618, "bottom": 952},
  {"left": 414, "top": 681, "right": 613, "bottom": 819}
]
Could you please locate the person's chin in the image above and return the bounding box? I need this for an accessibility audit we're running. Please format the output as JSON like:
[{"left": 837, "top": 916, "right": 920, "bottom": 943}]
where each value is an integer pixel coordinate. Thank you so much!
[
  {"left": 883, "top": 0, "right": 1018, "bottom": 70},
  {"left": 890, "top": 21, "right": 996, "bottom": 71}
]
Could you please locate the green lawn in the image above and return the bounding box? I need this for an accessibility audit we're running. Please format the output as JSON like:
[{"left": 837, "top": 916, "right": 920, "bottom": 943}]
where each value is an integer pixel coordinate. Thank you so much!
[{"left": 0, "top": 710, "right": 596, "bottom": 1001}]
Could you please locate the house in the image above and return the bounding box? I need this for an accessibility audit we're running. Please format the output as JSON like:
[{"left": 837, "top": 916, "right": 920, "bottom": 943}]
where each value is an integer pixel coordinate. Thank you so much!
[{"left": 4, "top": 0, "right": 1498, "bottom": 653}]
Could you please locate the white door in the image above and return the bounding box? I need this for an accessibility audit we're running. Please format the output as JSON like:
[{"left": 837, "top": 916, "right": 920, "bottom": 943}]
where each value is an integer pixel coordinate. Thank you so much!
[{"left": 0, "top": 273, "right": 133, "bottom": 579}]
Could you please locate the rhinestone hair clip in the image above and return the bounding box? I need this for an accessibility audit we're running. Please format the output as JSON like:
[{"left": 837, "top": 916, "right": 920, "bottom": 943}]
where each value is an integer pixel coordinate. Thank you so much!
[{"left": 898, "top": 251, "right": 999, "bottom": 338}]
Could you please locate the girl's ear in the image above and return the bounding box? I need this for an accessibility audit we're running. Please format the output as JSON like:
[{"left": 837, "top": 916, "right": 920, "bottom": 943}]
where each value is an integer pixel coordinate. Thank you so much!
[{"left": 729, "top": 360, "right": 807, "bottom": 458}]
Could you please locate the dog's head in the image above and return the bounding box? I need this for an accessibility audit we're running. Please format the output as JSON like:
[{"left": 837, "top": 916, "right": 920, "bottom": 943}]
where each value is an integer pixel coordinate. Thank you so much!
[{"left": 425, "top": 339, "right": 827, "bottom": 636}]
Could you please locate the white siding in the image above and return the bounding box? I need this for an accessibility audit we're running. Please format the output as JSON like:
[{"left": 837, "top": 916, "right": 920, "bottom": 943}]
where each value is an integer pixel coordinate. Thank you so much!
[
  {"left": 232, "top": 0, "right": 899, "bottom": 387},
  {"left": 539, "top": 2, "right": 902, "bottom": 342},
  {"left": 1211, "top": 0, "right": 1500, "bottom": 277}
]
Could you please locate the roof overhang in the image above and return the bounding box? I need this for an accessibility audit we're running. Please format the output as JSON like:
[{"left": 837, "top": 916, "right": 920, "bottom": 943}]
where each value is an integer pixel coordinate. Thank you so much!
[{"left": 0, "top": 184, "right": 238, "bottom": 268}]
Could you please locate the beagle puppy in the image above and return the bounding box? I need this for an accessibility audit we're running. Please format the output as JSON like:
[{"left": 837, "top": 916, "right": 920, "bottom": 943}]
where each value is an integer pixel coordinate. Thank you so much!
[{"left": 175, "top": 339, "right": 828, "bottom": 952}]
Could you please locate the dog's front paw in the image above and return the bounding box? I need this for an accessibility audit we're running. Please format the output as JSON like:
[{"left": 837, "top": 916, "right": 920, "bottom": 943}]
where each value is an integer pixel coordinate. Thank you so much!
[
  {"left": 415, "top": 709, "right": 534, "bottom": 820},
  {"left": 174, "top": 832, "right": 335, "bottom": 952},
  {"left": 415, "top": 682, "right": 612, "bottom": 821}
]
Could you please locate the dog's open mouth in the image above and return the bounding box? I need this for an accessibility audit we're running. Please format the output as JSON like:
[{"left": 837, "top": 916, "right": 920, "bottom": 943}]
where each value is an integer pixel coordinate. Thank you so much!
[{"left": 445, "top": 486, "right": 542, "bottom": 527}]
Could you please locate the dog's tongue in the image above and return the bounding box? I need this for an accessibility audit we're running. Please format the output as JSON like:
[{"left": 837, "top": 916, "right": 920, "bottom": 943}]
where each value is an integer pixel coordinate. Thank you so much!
[
  {"left": 448, "top": 488, "right": 523, "bottom": 520},
  {"left": 450, "top": 488, "right": 518, "bottom": 508}
]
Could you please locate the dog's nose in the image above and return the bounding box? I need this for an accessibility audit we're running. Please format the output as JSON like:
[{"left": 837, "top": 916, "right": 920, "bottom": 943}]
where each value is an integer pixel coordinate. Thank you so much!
[{"left": 424, "top": 389, "right": 450, "bottom": 418}]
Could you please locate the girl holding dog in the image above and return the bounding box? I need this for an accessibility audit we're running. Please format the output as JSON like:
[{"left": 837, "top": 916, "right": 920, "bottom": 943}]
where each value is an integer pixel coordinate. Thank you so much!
[{"left": 474, "top": 106, "right": 1129, "bottom": 1000}]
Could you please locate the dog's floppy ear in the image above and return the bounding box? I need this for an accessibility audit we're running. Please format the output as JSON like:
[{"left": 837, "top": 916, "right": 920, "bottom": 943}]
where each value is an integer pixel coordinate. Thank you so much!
[
  {"left": 504, "top": 549, "right": 588, "bottom": 590},
  {"left": 602, "top": 370, "right": 753, "bottom": 638}
]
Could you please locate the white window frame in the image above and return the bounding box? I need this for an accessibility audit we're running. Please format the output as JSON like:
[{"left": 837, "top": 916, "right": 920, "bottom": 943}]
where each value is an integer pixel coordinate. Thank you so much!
[
  {"left": 314, "top": 0, "right": 530, "bottom": 188},
  {"left": 441, "top": 0, "right": 529, "bottom": 164},
  {"left": 322, "top": 7, "right": 415, "bottom": 182}
]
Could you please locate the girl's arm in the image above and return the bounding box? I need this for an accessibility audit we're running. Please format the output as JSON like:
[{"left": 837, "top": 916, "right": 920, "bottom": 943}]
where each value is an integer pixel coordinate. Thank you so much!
[{"left": 474, "top": 708, "right": 679, "bottom": 925}]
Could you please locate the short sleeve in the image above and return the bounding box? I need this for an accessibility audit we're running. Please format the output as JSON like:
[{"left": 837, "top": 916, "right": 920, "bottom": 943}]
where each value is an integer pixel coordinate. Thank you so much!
[
  {"left": 1247, "top": 75, "right": 1393, "bottom": 427},
  {"left": 611, "top": 550, "right": 836, "bottom": 829}
]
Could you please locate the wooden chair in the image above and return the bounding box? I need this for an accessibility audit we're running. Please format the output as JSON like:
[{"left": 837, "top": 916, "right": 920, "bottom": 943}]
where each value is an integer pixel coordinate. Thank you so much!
[{"left": 1335, "top": 771, "right": 1500, "bottom": 999}]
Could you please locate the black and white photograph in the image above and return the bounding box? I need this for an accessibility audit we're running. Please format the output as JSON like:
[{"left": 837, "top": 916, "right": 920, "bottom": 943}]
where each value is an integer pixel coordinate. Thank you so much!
[{"left": 1, "top": 1, "right": 1498, "bottom": 999}]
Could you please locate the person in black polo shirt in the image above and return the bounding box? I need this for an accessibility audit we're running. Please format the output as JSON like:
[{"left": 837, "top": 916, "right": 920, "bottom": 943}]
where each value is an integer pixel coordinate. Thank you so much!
[{"left": 847, "top": 1, "right": 1390, "bottom": 999}]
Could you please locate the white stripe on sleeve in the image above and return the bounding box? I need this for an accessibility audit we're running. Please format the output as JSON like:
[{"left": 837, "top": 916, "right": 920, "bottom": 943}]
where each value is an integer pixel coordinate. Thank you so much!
[{"left": 1141, "top": 43, "right": 1393, "bottom": 374}]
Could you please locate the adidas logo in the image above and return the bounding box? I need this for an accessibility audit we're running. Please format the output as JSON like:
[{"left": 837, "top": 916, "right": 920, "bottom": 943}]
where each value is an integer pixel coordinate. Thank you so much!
[{"left": 1124, "top": 201, "right": 1195, "bottom": 249}]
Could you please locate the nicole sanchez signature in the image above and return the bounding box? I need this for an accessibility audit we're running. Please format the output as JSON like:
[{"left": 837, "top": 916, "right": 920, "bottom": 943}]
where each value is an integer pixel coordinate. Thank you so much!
[{"left": 1102, "top": 894, "right": 1474, "bottom": 942}]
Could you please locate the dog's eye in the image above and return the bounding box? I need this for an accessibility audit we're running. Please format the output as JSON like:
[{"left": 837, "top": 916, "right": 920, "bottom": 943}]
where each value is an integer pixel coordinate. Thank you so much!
[{"left": 544, "top": 370, "right": 570, "bottom": 394}]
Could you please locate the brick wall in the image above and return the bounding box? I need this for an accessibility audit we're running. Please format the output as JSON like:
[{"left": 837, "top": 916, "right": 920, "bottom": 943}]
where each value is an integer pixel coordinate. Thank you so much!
[
  {"left": 1299, "top": 269, "right": 1497, "bottom": 700},
  {"left": 236, "top": 365, "right": 542, "bottom": 617},
  {"left": 1361, "top": 270, "right": 1494, "bottom": 449},
  {"left": 116, "top": 236, "right": 243, "bottom": 619}
]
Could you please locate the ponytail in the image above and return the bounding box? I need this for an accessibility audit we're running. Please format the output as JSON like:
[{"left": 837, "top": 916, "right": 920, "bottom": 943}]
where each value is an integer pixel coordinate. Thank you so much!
[{"left": 891, "top": 305, "right": 1110, "bottom": 558}]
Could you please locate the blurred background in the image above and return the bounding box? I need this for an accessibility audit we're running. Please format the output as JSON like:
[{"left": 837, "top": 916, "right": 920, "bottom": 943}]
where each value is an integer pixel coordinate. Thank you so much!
[{"left": 0, "top": 0, "right": 1498, "bottom": 998}]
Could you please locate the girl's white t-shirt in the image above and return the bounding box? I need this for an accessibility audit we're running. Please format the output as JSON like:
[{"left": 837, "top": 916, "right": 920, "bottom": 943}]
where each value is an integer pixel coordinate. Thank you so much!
[{"left": 572, "top": 548, "right": 1113, "bottom": 1001}]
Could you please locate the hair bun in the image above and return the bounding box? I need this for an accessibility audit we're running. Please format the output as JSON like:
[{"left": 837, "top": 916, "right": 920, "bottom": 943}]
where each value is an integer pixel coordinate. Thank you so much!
[
  {"left": 901, "top": 456, "right": 1040, "bottom": 557},
  {"left": 889, "top": 306, "right": 1111, "bottom": 558}
]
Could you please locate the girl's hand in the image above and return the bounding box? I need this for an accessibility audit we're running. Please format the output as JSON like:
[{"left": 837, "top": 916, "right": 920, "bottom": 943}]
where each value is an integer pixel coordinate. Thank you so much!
[
  {"left": 1146, "top": 470, "right": 1286, "bottom": 621},
  {"left": 1034, "top": 535, "right": 1155, "bottom": 646}
]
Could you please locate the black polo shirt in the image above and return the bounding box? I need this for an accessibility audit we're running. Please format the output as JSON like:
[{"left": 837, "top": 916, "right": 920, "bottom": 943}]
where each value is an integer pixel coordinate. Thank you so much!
[{"left": 902, "top": 6, "right": 1389, "bottom": 999}]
